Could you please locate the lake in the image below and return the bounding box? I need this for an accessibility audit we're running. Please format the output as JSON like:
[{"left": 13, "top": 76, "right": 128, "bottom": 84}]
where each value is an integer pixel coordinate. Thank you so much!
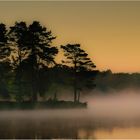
[{"left": 0, "top": 94, "right": 140, "bottom": 139}]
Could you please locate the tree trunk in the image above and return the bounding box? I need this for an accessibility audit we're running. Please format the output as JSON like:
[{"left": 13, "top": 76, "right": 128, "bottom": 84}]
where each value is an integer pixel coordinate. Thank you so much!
[
  {"left": 32, "top": 90, "right": 37, "bottom": 102},
  {"left": 53, "top": 91, "right": 57, "bottom": 101},
  {"left": 16, "top": 49, "right": 23, "bottom": 102},
  {"left": 74, "top": 86, "right": 77, "bottom": 102},
  {"left": 73, "top": 72, "right": 77, "bottom": 102},
  {"left": 31, "top": 49, "right": 38, "bottom": 102},
  {"left": 31, "top": 70, "right": 38, "bottom": 102},
  {"left": 77, "top": 90, "right": 80, "bottom": 102},
  {"left": 73, "top": 59, "right": 77, "bottom": 102}
]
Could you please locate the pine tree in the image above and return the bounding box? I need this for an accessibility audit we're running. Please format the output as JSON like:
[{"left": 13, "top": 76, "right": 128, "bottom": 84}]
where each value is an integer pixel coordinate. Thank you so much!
[
  {"left": 61, "top": 44, "right": 96, "bottom": 102},
  {"left": 9, "top": 21, "right": 29, "bottom": 101},
  {"left": 28, "top": 21, "right": 58, "bottom": 101},
  {"left": 0, "top": 23, "right": 11, "bottom": 99}
]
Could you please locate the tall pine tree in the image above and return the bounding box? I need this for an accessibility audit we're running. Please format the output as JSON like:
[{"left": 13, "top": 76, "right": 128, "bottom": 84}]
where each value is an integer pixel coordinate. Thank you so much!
[{"left": 61, "top": 44, "right": 96, "bottom": 102}]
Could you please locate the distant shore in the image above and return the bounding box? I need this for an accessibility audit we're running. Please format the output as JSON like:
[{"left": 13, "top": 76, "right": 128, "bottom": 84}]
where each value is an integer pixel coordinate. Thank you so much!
[{"left": 0, "top": 100, "right": 87, "bottom": 110}]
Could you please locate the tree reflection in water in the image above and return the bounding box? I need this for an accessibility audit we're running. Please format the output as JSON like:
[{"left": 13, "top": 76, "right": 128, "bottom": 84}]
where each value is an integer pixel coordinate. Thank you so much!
[{"left": 0, "top": 110, "right": 140, "bottom": 139}]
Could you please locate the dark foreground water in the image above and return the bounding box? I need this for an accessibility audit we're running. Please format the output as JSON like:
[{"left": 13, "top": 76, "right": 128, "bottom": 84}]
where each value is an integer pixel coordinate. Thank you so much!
[
  {"left": 0, "top": 109, "right": 140, "bottom": 139},
  {"left": 1, "top": 94, "right": 140, "bottom": 139}
]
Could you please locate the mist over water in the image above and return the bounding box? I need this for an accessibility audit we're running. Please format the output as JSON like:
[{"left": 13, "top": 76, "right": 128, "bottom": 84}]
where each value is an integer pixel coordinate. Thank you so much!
[
  {"left": 88, "top": 90, "right": 140, "bottom": 119},
  {"left": 1, "top": 90, "right": 140, "bottom": 139}
]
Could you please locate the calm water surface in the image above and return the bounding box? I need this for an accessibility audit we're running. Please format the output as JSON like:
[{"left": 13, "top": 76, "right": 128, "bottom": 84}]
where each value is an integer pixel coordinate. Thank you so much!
[{"left": 1, "top": 95, "right": 140, "bottom": 139}]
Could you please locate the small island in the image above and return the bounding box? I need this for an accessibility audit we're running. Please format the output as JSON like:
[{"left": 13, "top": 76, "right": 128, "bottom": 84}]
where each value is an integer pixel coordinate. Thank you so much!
[
  {"left": 0, "top": 21, "right": 98, "bottom": 109},
  {"left": 0, "top": 100, "right": 87, "bottom": 110}
]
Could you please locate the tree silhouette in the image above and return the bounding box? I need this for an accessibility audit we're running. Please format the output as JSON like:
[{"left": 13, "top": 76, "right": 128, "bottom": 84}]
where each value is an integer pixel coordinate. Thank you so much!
[
  {"left": 0, "top": 23, "right": 10, "bottom": 60},
  {"left": 0, "top": 21, "right": 98, "bottom": 105},
  {"left": 9, "top": 21, "right": 29, "bottom": 101},
  {"left": 61, "top": 44, "right": 96, "bottom": 102},
  {"left": 9, "top": 22, "right": 29, "bottom": 67},
  {"left": 27, "top": 21, "right": 58, "bottom": 101},
  {"left": 0, "top": 23, "right": 11, "bottom": 99},
  {"left": 8, "top": 21, "right": 58, "bottom": 102}
]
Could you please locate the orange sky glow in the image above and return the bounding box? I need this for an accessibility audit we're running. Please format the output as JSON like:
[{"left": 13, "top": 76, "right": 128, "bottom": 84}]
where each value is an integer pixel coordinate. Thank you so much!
[{"left": 0, "top": 1, "right": 140, "bottom": 73}]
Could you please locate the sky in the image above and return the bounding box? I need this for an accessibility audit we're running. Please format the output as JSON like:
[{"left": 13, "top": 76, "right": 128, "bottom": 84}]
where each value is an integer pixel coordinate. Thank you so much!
[{"left": 0, "top": 1, "right": 140, "bottom": 73}]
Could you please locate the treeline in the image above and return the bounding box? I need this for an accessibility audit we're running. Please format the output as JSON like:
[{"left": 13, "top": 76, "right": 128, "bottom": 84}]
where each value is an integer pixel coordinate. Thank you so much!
[
  {"left": 0, "top": 21, "right": 97, "bottom": 102},
  {"left": 95, "top": 70, "right": 140, "bottom": 92}
]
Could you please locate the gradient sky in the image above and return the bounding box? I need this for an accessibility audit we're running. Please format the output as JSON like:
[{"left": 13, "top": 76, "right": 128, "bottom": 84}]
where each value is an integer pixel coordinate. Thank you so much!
[{"left": 0, "top": 1, "right": 140, "bottom": 73}]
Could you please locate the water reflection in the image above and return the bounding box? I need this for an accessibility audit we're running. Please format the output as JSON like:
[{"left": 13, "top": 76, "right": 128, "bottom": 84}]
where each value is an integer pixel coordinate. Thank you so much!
[
  {"left": 0, "top": 110, "right": 140, "bottom": 139},
  {"left": 78, "top": 127, "right": 140, "bottom": 139}
]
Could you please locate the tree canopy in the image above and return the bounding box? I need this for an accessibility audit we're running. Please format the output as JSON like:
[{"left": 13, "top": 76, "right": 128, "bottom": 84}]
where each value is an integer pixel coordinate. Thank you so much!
[
  {"left": 61, "top": 44, "right": 96, "bottom": 102},
  {"left": 0, "top": 21, "right": 97, "bottom": 103}
]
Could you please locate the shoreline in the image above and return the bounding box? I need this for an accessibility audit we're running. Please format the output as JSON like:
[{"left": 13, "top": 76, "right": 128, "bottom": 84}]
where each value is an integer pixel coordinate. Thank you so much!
[{"left": 0, "top": 100, "right": 87, "bottom": 110}]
